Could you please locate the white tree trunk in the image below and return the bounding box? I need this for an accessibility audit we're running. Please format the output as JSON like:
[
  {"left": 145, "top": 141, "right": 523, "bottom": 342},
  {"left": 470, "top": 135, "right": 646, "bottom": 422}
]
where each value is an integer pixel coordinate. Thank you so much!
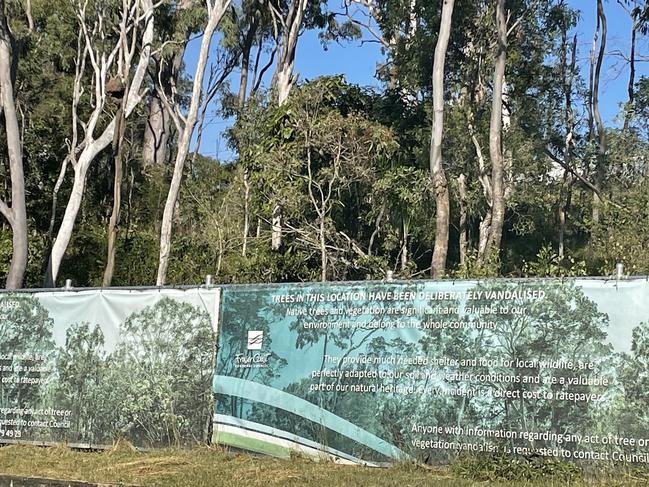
[
  {"left": 319, "top": 215, "right": 327, "bottom": 282},
  {"left": 478, "top": 211, "right": 492, "bottom": 259},
  {"left": 48, "top": 130, "right": 118, "bottom": 284},
  {"left": 429, "top": 0, "right": 454, "bottom": 279},
  {"left": 156, "top": 0, "right": 231, "bottom": 286},
  {"left": 269, "top": 0, "right": 307, "bottom": 249},
  {"left": 275, "top": 67, "right": 294, "bottom": 106},
  {"left": 271, "top": 204, "right": 282, "bottom": 251},
  {"left": 273, "top": 0, "right": 307, "bottom": 105},
  {"left": 484, "top": 0, "right": 507, "bottom": 260},
  {"left": 142, "top": 0, "right": 194, "bottom": 168},
  {"left": 0, "top": 9, "right": 28, "bottom": 289},
  {"left": 400, "top": 229, "right": 408, "bottom": 272}
]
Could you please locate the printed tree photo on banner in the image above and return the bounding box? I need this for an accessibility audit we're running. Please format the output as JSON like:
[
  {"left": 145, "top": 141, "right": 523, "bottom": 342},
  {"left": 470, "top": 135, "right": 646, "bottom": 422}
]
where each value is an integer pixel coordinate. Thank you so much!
[
  {"left": 100, "top": 298, "right": 216, "bottom": 447},
  {"left": 0, "top": 289, "right": 219, "bottom": 449},
  {"left": 0, "top": 296, "right": 57, "bottom": 441},
  {"left": 214, "top": 279, "right": 649, "bottom": 466}
]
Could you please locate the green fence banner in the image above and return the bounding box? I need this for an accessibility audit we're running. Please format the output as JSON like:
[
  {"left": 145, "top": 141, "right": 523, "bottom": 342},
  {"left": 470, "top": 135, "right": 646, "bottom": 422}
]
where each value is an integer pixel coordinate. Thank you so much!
[
  {"left": 213, "top": 278, "right": 649, "bottom": 466},
  {"left": 0, "top": 288, "right": 220, "bottom": 449}
]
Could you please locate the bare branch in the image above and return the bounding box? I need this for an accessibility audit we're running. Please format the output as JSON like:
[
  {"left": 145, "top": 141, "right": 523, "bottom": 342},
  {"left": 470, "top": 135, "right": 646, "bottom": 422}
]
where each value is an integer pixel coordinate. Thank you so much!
[
  {"left": 506, "top": 0, "right": 540, "bottom": 38},
  {"left": 126, "top": 0, "right": 156, "bottom": 115},
  {"left": 543, "top": 147, "right": 622, "bottom": 209},
  {"left": 154, "top": 81, "right": 184, "bottom": 132},
  {"left": 339, "top": 231, "right": 368, "bottom": 258},
  {"left": 251, "top": 45, "right": 277, "bottom": 96},
  {"left": 47, "top": 156, "right": 70, "bottom": 243},
  {"left": 0, "top": 199, "right": 11, "bottom": 224},
  {"left": 25, "top": 0, "right": 34, "bottom": 32}
]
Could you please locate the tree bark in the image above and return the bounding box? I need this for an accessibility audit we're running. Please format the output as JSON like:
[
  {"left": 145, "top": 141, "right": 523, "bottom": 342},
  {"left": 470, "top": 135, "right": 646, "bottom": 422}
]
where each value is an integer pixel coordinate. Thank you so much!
[
  {"left": 429, "top": 0, "right": 454, "bottom": 279},
  {"left": 484, "top": 0, "right": 507, "bottom": 260},
  {"left": 478, "top": 211, "right": 492, "bottom": 258},
  {"left": 269, "top": 0, "right": 307, "bottom": 250},
  {"left": 0, "top": 7, "right": 28, "bottom": 289},
  {"left": 47, "top": 133, "right": 118, "bottom": 286},
  {"left": 400, "top": 222, "right": 408, "bottom": 272},
  {"left": 156, "top": 0, "right": 231, "bottom": 286},
  {"left": 142, "top": 0, "right": 194, "bottom": 168},
  {"left": 458, "top": 174, "right": 467, "bottom": 265},
  {"left": 591, "top": 0, "right": 607, "bottom": 224},
  {"left": 25, "top": 0, "right": 34, "bottom": 32},
  {"left": 273, "top": 0, "right": 307, "bottom": 105},
  {"left": 468, "top": 100, "right": 493, "bottom": 263},
  {"left": 242, "top": 167, "right": 250, "bottom": 256},
  {"left": 239, "top": 47, "right": 251, "bottom": 110},
  {"left": 102, "top": 100, "right": 127, "bottom": 287},
  {"left": 558, "top": 31, "right": 577, "bottom": 259},
  {"left": 45, "top": 157, "right": 69, "bottom": 273},
  {"left": 558, "top": 172, "right": 573, "bottom": 259},
  {"left": 367, "top": 205, "right": 384, "bottom": 257},
  {"left": 142, "top": 94, "right": 171, "bottom": 167},
  {"left": 319, "top": 215, "right": 327, "bottom": 281},
  {"left": 624, "top": 8, "right": 637, "bottom": 131},
  {"left": 238, "top": 16, "right": 259, "bottom": 109}
]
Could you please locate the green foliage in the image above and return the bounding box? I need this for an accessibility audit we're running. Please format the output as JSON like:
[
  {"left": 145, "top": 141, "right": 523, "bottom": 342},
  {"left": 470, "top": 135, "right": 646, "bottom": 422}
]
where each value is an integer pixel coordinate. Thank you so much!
[
  {"left": 0, "top": 232, "right": 10, "bottom": 280},
  {"left": 0, "top": 0, "right": 648, "bottom": 287},
  {"left": 452, "top": 250, "right": 501, "bottom": 279},
  {"left": 227, "top": 77, "right": 405, "bottom": 282},
  {"left": 589, "top": 180, "right": 649, "bottom": 276},
  {"left": 102, "top": 298, "right": 215, "bottom": 447},
  {"left": 52, "top": 322, "right": 107, "bottom": 443},
  {"left": 522, "top": 245, "right": 587, "bottom": 278}
]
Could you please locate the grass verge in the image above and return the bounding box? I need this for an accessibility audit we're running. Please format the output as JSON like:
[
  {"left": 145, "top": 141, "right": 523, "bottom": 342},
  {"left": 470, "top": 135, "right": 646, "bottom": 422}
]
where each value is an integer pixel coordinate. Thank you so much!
[{"left": 0, "top": 444, "right": 647, "bottom": 486}]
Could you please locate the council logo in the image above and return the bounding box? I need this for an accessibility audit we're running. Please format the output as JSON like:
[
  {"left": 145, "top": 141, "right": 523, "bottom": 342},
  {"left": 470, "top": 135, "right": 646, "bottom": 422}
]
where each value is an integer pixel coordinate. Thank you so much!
[{"left": 247, "top": 331, "right": 264, "bottom": 350}]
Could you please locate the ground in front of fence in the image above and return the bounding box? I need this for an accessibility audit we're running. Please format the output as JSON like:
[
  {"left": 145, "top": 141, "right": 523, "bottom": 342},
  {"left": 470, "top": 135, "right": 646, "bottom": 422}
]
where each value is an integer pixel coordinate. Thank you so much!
[{"left": 0, "top": 444, "right": 647, "bottom": 486}]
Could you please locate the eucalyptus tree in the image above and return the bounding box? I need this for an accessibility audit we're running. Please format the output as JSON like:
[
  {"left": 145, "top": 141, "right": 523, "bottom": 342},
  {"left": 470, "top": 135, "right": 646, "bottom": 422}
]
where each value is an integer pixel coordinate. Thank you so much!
[
  {"left": 590, "top": 0, "right": 607, "bottom": 225},
  {"left": 269, "top": 0, "right": 326, "bottom": 104},
  {"left": 429, "top": 0, "right": 455, "bottom": 278},
  {"left": 230, "top": 78, "right": 398, "bottom": 281},
  {"left": 481, "top": 0, "right": 508, "bottom": 261},
  {"left": 233, "top": 0, "right": 270, "bottom": 109},
  {"left": 618, "top": 0, "right": 644, "bottom": 130},
  {"left": 0, "top": 4, "right": 27, "bottom": 288},
  {"left": 156, "top": 0, "right": 233, "bottom": 286},
  {"left": 265, "top": 0, "right": 327, "bottom": 251},
  {"left": 45, "top": 0, "right": 159, "bottom": 287}
]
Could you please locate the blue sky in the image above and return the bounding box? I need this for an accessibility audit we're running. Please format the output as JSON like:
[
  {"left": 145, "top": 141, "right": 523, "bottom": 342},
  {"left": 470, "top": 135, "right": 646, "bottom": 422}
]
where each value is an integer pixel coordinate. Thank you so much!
[{"left": 184, "top": 0, "right": 649, "bottom": 160}]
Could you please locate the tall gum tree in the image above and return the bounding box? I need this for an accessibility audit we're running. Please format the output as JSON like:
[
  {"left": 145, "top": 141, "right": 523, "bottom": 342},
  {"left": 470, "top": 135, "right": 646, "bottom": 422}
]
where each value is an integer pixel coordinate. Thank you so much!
[
  {"left": 430, "top": 0, "right": 455, "bottom": 278},
  {"left": 45, "top": 0, "right": 157, "bottom": 287},
  {"left": 0, "top": 5, "right": 27, "bottom": 289},
  {"left": 268, "top": 0, "right": 312, "bottom": 251},
  {"left": 155, "top": 0, "right": 232, "bottom": 286},
  {"left": 478, "top": 0, "right": 539, "bottom": 264},
  {"left": 483, "top": 0, "right": 507, "bottom": 261},
  {"left": 591, "top": 0, "right": 607, "bottom": 225}
]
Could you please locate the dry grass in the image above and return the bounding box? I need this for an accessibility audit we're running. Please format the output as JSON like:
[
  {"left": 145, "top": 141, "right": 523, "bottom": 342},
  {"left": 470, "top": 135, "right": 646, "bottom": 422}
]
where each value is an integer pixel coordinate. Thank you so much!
[{"left": 0, "top": 444, "right": 646, "bottom": 487}]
